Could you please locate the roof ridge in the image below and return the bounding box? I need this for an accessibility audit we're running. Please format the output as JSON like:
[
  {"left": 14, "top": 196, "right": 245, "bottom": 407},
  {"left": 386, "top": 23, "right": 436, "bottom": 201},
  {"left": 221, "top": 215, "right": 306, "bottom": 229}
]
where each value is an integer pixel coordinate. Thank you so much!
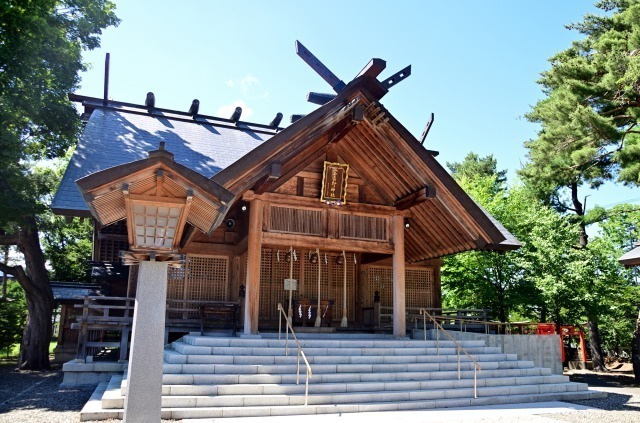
[{"left": 69, "top": 94, "right": 284, "bottom": 136}]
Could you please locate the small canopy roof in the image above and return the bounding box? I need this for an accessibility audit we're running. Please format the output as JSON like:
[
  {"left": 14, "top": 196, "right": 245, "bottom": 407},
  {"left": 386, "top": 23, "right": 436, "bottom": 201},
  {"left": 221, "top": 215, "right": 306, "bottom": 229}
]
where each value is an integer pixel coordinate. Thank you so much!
[{"left": 619, "top": 245, "right": 640, "bottom": 268}]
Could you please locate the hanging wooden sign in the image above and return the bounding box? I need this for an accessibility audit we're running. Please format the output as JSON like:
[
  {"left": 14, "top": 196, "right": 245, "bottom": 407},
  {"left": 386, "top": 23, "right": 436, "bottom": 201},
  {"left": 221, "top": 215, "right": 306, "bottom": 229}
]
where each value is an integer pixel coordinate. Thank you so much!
[{"left": 321, "top": 161, "right": 349, "bottom": 205}]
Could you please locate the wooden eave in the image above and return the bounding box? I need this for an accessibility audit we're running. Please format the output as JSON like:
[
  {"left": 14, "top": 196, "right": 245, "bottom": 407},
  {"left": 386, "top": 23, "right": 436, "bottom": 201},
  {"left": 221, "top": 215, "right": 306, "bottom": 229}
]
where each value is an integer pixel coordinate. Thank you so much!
[
  {"left": 209, "top": 74, "right": 515, "bottom": 261},
  {"left": 76, "top": 149, "right": 233, "bottom": 235}
]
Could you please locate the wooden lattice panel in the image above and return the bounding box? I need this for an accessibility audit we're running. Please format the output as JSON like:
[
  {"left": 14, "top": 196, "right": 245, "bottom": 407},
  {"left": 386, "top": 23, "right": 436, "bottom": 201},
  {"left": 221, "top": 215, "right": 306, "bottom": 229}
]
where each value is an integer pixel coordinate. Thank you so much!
[
  {"left": 269, "top": 206, "right": 323, "bottom": 236},
  {"left": 339, "top": 214, "right": 388, "bottom": 241},
  {"left": 328, "top": 253, "right": 356, "bottom": 321},
  {"left": 97, "top": 221, "right": 129, "bottom": 263},
  {"left": 406, "top": 267, "right": 434, "bottom": 308},
  {"left": 302, "top": 252, "right": 330, "bottom": 301},
  {"left": 272, "top": 248, "right": 302, "bottom": 311},
  {"left": 366, "top": 266, "right": 393, "bottom": 308},
  {"left": 365, "top": 266, "right": 434, "bottom": 309},
  {"left": 167, "top": 266, "right": 186, "bottom": 301},
  {"left": 259, "top": 249, "right": 273, "bottom": 319},
  {"left": 185, "top": 255, "right": 228, "bottom": 305}
]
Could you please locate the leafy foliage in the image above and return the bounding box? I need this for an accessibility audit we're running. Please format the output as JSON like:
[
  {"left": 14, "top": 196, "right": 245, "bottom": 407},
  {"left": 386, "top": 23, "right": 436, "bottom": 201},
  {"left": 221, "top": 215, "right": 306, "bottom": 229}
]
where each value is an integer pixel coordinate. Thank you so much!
[
  {"left": 0, "top": 0, "right": 119, "bottom": 369},
  {"left": 0, "top": 281, "right": 27, "bottom": 357},
  {"left": 521, "top": 0, "right": 640, "bottom": 193}
]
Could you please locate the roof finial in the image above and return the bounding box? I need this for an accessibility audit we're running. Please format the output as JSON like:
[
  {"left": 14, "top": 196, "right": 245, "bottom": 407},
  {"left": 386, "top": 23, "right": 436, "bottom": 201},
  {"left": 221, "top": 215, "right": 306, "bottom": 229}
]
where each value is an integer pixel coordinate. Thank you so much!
[{"left": 159, "top": 141, "right": 165, "bottom": 151}]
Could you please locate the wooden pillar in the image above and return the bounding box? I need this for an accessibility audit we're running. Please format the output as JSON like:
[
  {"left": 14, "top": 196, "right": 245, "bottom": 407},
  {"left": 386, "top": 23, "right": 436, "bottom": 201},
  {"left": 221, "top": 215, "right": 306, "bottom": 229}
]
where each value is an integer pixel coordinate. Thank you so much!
[
  {"left": 244, "top": 199, "right": 263, "bottom": 335},
  {"left": 392, "top": 215, "right": 406, "bottom": 337}
]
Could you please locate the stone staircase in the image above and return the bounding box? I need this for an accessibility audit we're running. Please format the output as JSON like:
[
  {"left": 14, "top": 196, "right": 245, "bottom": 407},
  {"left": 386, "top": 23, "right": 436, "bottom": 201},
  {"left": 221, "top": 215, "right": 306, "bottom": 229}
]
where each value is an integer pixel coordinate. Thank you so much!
[{"left": 80, "top": 333, "right": 605, "bottom": 420}]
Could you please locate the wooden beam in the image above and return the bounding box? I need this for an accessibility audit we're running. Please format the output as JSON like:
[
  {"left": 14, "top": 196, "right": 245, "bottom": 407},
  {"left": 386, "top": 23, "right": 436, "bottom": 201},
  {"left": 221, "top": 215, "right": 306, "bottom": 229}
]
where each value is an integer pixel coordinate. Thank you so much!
[
  {"left": 261, "top": 232, "right": 394, "bottom": 255},
  {"left": 355, "top": 58, "right": 386, "bottom": 79},
  {"left": 243, "top": 190, "right": 411, "bottom": 216},
  {"left": 253, "top": 162, "right": 282, "bottom": 194},
  {"left": 394, "top": 186, "right": 436, "bottom": 210},
  {"left": 307, "top": 92, "right": 336, "bottom": 105},
  {"left": 295, "top": 40, "right": 346, "bottom": 93},
  {"left": 381, "top": 65, "right": 411, "bottom": 89}
]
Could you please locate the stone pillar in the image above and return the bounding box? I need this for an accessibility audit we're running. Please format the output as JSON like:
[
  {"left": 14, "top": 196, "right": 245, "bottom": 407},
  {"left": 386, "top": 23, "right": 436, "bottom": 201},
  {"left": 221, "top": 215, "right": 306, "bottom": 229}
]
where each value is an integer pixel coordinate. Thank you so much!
[
  {"left": 392, "top": 215, "right": 406, "bottom": 337},
  {"left": 245, "top": 199, "right": 263, "bottom": 335},
  {"left": 123, "top": 260, "right": 168, "bottom": 423}
]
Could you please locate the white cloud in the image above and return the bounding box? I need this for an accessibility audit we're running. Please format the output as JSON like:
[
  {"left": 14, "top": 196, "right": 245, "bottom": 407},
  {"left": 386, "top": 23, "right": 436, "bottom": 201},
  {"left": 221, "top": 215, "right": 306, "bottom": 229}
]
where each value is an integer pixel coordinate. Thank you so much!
[
  {"left": 225, "top": 80, "right": 235, "bottom": 88},
  {"left": 216, "top": 100, "right": 253, "bottom": 120},
  {"left": 239, "top": 74, "right": 259, "bottom": 95}
]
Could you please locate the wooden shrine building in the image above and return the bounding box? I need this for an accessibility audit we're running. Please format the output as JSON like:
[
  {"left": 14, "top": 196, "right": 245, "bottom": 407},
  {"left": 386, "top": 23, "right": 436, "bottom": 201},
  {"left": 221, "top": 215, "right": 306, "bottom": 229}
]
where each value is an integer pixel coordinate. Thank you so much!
[{"left": 52, "top": 56, "right": 520, "bottom": 345}]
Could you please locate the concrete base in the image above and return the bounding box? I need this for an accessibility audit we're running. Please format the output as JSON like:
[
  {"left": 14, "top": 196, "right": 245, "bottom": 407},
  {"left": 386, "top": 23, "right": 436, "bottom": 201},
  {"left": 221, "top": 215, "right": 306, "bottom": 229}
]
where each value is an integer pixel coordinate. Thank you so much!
[
  {"left": 61, "top": 359, "right": 127, "bottom": 387},
  {"left": 422, "top": 329, "right": 563, "bottom": 375}
]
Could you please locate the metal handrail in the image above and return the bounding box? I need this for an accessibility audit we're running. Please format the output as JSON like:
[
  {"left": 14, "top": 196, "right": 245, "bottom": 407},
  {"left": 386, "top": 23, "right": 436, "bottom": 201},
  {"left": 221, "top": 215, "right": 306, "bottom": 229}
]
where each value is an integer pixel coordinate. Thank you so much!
[
  {"left": 419, "top": 308, "right": 481, "bottom": 398},
  {"left": 411, "top": 314, "right": 514, "bottom": 334},
  {"left": 277, "top": 303, "right": 313, "bottom": 406}
]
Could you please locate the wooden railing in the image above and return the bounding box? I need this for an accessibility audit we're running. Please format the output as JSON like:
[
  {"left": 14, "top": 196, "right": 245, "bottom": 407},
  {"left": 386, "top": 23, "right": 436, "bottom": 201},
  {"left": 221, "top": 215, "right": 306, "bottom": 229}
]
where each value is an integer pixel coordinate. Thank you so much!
[
  {"left": 73, "top": 296, "right": 239, "bottom": 360},
  {"left": 277, "top": 303, "right": 313, "bottom": 406},
  {"left": 418, "top": 308, "right": 482, "bottom": 398},
  {"left": 73, "top": 296, "right": 134, "bottom": 360}
]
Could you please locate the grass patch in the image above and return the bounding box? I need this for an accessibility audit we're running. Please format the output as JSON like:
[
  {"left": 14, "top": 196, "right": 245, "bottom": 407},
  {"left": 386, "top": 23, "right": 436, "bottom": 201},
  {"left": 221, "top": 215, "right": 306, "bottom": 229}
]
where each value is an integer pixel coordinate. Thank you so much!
[{"left": 1, "top": 341, "right": 57, "bottom": 358}]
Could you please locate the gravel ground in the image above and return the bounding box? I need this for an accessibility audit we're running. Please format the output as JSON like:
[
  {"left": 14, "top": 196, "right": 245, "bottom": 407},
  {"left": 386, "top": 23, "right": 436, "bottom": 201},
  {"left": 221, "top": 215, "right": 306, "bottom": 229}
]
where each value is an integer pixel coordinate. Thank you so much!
[{"left": 1, "top": 361, "right": 639, "bottom": 422}]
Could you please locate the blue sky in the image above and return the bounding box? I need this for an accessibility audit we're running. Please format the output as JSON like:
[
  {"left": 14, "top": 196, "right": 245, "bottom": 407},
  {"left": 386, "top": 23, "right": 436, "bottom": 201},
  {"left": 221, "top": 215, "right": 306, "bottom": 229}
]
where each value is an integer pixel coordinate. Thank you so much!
[{"left": 78, "top": 0, "right": 640, "bottom": 210}]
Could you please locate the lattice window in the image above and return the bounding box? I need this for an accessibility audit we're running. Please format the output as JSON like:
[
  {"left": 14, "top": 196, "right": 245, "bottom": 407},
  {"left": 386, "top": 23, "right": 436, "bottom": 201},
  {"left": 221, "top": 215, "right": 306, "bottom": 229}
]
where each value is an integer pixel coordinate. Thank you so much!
[
  {"left": 185, "top": 255, "right": 228, "bottom": 304},
  {"left": 328, "top": 253, "right": 356, "bottom": 321},
  {"left": 96, "top": 221, "right": 128, "bottom": 262},
  {"left": 365, "top": 266, "right": 434, "bottom": 309},
  {"left": 259, "top": 249, "right": 273, "bottom": 319},
  {"left": 367, "top": 266, "right": 393, "bottom": 308},
  {"left": 269, "top": 206, "right": 323, "bottom": 236},
  {"left": 339, "top": 214, "right": 388, "bottom": 241},
  {"left": 406, "top": 268, "right": 433, "bottom": 308},
  {"left": 302, "top": 252, "right": 329, "bottom": 302},
  {"left": 271, "top": 248, "right": 302, "bottom": 313},
  {"left": 167, "top": 266, "right": 186, "bottom": 301}
]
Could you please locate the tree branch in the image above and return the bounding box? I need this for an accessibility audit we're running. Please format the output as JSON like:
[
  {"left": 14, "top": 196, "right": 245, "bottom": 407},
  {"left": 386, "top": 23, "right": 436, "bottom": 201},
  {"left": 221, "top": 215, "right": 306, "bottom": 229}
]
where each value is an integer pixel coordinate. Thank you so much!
[
  {"left": 0, "top": 233, "right": 20, "bottom": 246},
  {"left": 0, "top": 261, "right": 26, "bottom": 280}
]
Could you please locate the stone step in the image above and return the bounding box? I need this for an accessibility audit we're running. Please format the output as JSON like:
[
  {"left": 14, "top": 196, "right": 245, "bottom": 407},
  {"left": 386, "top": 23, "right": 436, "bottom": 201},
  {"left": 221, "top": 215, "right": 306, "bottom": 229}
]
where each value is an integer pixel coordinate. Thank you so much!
[
  {"left": 161, "top": 359, "right": 535, "bottom": 375},
  {"left": 157, "top": 374, "right": 572, "bottom": 397},
  {"left": 84, "top": 389, "right": 606, "bottom": 421},
  {"left": 159, "top": 366, "right": 553, "bottom": 386},
  {"left": 181, "top": 335, "right": 488, "bottom": 349},
  {"left": 103, "top": 381, "right": 589, "bottom": 409},
  {"left": 169, "top": 341, "right": 504, "bottom": 357},
  {"left": 164, "top": 348, "right": 517, "bottom": 365}
]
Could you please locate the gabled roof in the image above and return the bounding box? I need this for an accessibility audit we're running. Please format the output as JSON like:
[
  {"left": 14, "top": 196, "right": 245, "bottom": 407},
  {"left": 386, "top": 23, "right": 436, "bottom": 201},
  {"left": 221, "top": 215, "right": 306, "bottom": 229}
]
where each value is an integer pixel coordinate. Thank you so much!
[
  {"left": 53, "top": 70, "right": 520, "bottom": 262},
  {"left": 619, "top": 245, "right": 640, "bottom": 267},
  {"left": 51, "top": 101, "right": 274, "bottom": 216},
  {"left": 212, "top": 74, "right": 521, "bottom": 261}
]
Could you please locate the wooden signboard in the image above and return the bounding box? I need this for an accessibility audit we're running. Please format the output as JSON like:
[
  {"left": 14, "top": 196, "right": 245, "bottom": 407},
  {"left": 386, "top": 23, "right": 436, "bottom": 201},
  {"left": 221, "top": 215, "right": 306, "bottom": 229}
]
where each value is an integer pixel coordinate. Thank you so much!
[{"left": 321, "top": 161, "right": 349, "bottom": 205}]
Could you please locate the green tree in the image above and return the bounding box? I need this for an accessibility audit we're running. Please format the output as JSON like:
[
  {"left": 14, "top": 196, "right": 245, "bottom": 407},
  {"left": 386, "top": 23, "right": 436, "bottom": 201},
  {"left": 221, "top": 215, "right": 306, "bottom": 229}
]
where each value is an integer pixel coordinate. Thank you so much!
[
  {"left": 0, "top": 0, "right": 119, "bottom": 369},
  {"left": 443, "top": 154, "right": 544, "bottom": 324},
  {"left": 0, "top": 280, "right": 27, "bottom": 357},
  {"left": 42, "top": 215, "right": 93, "bottom": 283},
  {"left": 519, "top": 0, "right": 640, "bottom": 370}
]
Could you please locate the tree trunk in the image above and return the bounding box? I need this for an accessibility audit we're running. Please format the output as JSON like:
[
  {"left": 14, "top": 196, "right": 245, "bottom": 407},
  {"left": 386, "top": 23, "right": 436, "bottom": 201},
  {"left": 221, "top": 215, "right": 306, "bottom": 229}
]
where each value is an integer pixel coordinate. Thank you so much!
[
  {"left": 0, "top": 218, "right": 54, "bottom": 370},
  {"left": 632, "top": 308, "right": 640, "bottom": 383},
  {"left": 587, "top": 317, "right": 607, "bottom": 372},
  {"left": 570, "top": 182, "right": 588, "bottom": 248}
]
